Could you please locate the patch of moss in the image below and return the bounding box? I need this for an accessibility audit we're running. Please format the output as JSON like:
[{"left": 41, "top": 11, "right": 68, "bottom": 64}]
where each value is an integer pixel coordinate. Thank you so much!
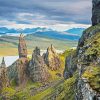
[
  {"left": 1, "top": 87, "right": 16, "bottom": 98},
  {"left": 84, "top": 31, "right": 100, "bottom": 57},
  {"left": 83, "top": 66, "right": 100, "bottom": 92},
  {"left": 85, "top": 24, "right": 100, "bottom": 34}
]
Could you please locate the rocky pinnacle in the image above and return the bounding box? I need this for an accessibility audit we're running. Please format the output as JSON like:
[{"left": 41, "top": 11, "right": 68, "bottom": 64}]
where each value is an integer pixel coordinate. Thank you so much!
[
  {"left": 0, "top": 57, "right": 6, "bottom": 68},
  {"left": 18, "top": 33, "right": 27, "bottom": 58}
]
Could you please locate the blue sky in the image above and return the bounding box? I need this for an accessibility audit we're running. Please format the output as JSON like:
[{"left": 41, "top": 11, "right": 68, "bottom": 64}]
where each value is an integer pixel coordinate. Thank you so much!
[{"left": 0, "top": 0, "right": 92, "bottom": 31}]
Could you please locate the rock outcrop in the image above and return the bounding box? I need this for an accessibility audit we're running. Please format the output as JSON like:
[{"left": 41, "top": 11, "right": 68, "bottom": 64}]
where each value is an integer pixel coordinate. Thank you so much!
[
  {"left": 0, "top": 57, "right": 9, "bottom": 91},
  {"left": 28, "top": 47, "right": 50, "bottom": 82},
  {"left": 75, "top": 27, "right": 100, "bottom": 99},
  {"left": 43, "top": 45, "right": 61, "bottom": 70},
  {"left": 8, "top": 34, "right": 28, "bottom": 85},
  {"left": 92, "top": 0, "right": 100, "bottom": 25},
  {"left": 63, "top": 0, "right": 100, "bottom": 99},
  {"left": 75, "top": 0, "right": 100, "bottom": 98},
  {"left": 18, "top": 33, "right": 27, "bottom": 58}
]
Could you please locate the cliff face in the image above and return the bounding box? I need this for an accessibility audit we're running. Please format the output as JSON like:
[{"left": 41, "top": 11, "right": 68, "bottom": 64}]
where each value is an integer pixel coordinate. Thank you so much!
[
  {"left": 43, "top": 45, "right": 61, "bottom": 71},
  {"left": 64, "top": 51, "right": 77, "bottom": 79},
  {"left": 76, "top": 27, "right": 100, "bottom": 99},
  {"left": 63, "top": 0, "right": 100, "bottom": 99},
  {"left": 28, "top": 47, "right": 50, "bottom": 82},
  {"left": 18, "top": 33, "right": 27, "bottom": 58},
  {"left": 92, "top": 0, "right": 100, "bottom": 25}
]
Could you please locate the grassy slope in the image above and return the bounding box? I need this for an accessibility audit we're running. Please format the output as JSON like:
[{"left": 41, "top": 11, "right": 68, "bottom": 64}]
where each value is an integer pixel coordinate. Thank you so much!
[
  {"left": 81, "top": 25, "right": 100, "bottom": 93},
  {"left": 0, "top": 35, "right": 77, "bottom": 56},
  {"left": 1, "top": 49, "right": 78, "bottom": 100}
]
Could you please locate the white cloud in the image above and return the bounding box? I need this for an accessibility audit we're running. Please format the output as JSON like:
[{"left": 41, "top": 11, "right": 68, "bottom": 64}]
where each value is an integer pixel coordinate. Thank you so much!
[{"left": 0, "top": 19, "right": 91, "bottom": 31}]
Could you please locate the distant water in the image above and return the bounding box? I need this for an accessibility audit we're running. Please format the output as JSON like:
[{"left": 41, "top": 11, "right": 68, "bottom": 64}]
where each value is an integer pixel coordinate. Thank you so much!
[{"left": 0, "top": 50, "right": 64, "bottom": 67}]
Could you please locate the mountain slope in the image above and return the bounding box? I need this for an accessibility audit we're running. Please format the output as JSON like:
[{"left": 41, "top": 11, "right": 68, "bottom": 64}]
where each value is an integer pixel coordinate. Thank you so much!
[
  {"left": 66, "top": 28, "right": 85, "bottom": 36},
  {"left": 0, "top": 27, "right": 84, "bottom": 40}
]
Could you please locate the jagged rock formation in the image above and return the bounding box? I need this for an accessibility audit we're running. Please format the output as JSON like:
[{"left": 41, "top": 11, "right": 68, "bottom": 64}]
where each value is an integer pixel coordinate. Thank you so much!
[
  {"left": 43, "top": 44, "right": 61, "bottom": 70},
  {"left": 92, "top": 0, "right": 100, "bottom": 25},
  {"left": 75, "top": 1, "right": 100, "bottom": 98},
  {"left": 8, "top": 58, "right": 28, "bottom": 85},
  {"left": 18, "top": 33, "right": 27, "bottom": 58},
  {"left": 75, "top": 26, "right": 100, "bottom": 99},
  {"left": 63, "top": 0, "right": 100, "bottom": 99},
  {"left": 0, "top": 57, "right": 9, "bottom": 91},
  {"left": 8, "top": 34, "right": 28, "bottom": 85},
  {"left": 28, "top": 47, "right": 50, "bottom": 82}
]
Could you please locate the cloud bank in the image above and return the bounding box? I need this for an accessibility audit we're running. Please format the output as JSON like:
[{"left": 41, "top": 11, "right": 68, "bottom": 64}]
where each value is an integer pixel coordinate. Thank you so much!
[{"left": 0, "top": 0, "right": 92, "bottom": 31}]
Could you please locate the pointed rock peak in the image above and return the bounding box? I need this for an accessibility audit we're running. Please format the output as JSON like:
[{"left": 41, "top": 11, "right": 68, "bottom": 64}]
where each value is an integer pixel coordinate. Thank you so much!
[
  {"left": 43, "top": 44, "right": 61, "bottom": 70},
  {"left": 18, "top": 33, "right": 27, "bottom": 58},
  {"left": 47, "top": 44, "right": 56, "bottom": 53},
  {"left": 28, "top": 47, "right": 50, "bottom": 82},
  {"left": 0, "top": 57, "right": 6, "bottom": 68},
  {"left": 20, "top": 33, "right": 24, "bottom": 37},
  {"left": 51, "top": 44, "right": 56, "bottom": 51},
  {"left": 33, "top": 46, "right": 40, "bottom": 55}
]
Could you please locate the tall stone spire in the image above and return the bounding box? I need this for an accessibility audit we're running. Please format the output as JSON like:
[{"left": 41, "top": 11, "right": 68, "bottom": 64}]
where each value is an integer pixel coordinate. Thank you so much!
[
  {"left": 0, "top": 57, "right": 6, "bottom": 68},
  {"left": 92, "top": 0, "right": 100, "bottom": 25},
  {"left": 18, "top": 33, "right": 27, "bottom": 58}
]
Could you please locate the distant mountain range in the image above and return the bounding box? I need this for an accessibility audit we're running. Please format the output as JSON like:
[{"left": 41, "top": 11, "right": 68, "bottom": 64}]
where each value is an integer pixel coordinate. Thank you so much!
[
  {"left": 66, "top": 28, "right": 85, "bottom": 36},
  {"left": 0, "top": 27, "right": 85, "bottom": 41}
]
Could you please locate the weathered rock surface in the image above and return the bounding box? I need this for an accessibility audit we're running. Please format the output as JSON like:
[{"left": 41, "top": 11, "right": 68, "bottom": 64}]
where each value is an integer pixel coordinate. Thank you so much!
[
  {"left": 64, "top": 53, "right": 77, "bottom": 79},
  {"left": 92, "top": 0, "right": 100, "bottom": 25},
  {"left": 28, "top": 47, "right": 50, "bottom": 82},
  {"left": 75, "top": 28, "right": 100, "bottom": 99},
  {"left": 64, "top": 0, "right": 100, "bottom": 99},
  {"left": 8, "top": 34, "right": 28, "bottom": 85},
  {"left": 18, "top": 33, "right": 27, "bottom": 58},
  {"left": 43, "top": 45, "right": 61, "bottom": 70},
  {"left": 76, "top": 78, "right": 100, "bottom": 100},
  {"left": 0, "top": 57, "right": 9, "bottom": 91},
  {"left": 8, "top": 58, "right": 28, "bottom": 85}
]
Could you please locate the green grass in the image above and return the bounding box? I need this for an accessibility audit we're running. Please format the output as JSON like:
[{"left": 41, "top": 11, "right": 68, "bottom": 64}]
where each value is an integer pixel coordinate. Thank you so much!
[
  {"left": 0, "top": 49, "right": 78, "bottom": 100},
  {"left": 82, "top": 66, "right": 100, "bottom": 93},
  {"left": 30, "top": 87, "right": 53, "bottom": 100}
]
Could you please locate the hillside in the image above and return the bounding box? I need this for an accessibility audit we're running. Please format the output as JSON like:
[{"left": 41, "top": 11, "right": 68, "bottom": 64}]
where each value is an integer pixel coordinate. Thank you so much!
[{"left": 0, "top": 35, "right": 77, "bottom": 56}]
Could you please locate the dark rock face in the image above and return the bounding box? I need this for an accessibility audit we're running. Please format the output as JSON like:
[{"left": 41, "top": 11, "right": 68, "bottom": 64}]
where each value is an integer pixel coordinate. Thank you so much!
[
  {"left": 28, "top": 47, "right": 50, "bottom": 82},
  {"left": 92, "top": 0, "right": 100, "bottom": 25},
  {"left": 0, "top": 57, "right": 9, "bottom": 91},
  {"left": 64, "top": 52, "right": 77, "bottom": 79},
  {"left": 43, "top": 45, "right": 61, "bottom": 70},
  {"left": 18, "top": 33, "right": 27, "bottom": 58},
  {"left": 8, "top": 58, "right": 28, "bottom": 85}
]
